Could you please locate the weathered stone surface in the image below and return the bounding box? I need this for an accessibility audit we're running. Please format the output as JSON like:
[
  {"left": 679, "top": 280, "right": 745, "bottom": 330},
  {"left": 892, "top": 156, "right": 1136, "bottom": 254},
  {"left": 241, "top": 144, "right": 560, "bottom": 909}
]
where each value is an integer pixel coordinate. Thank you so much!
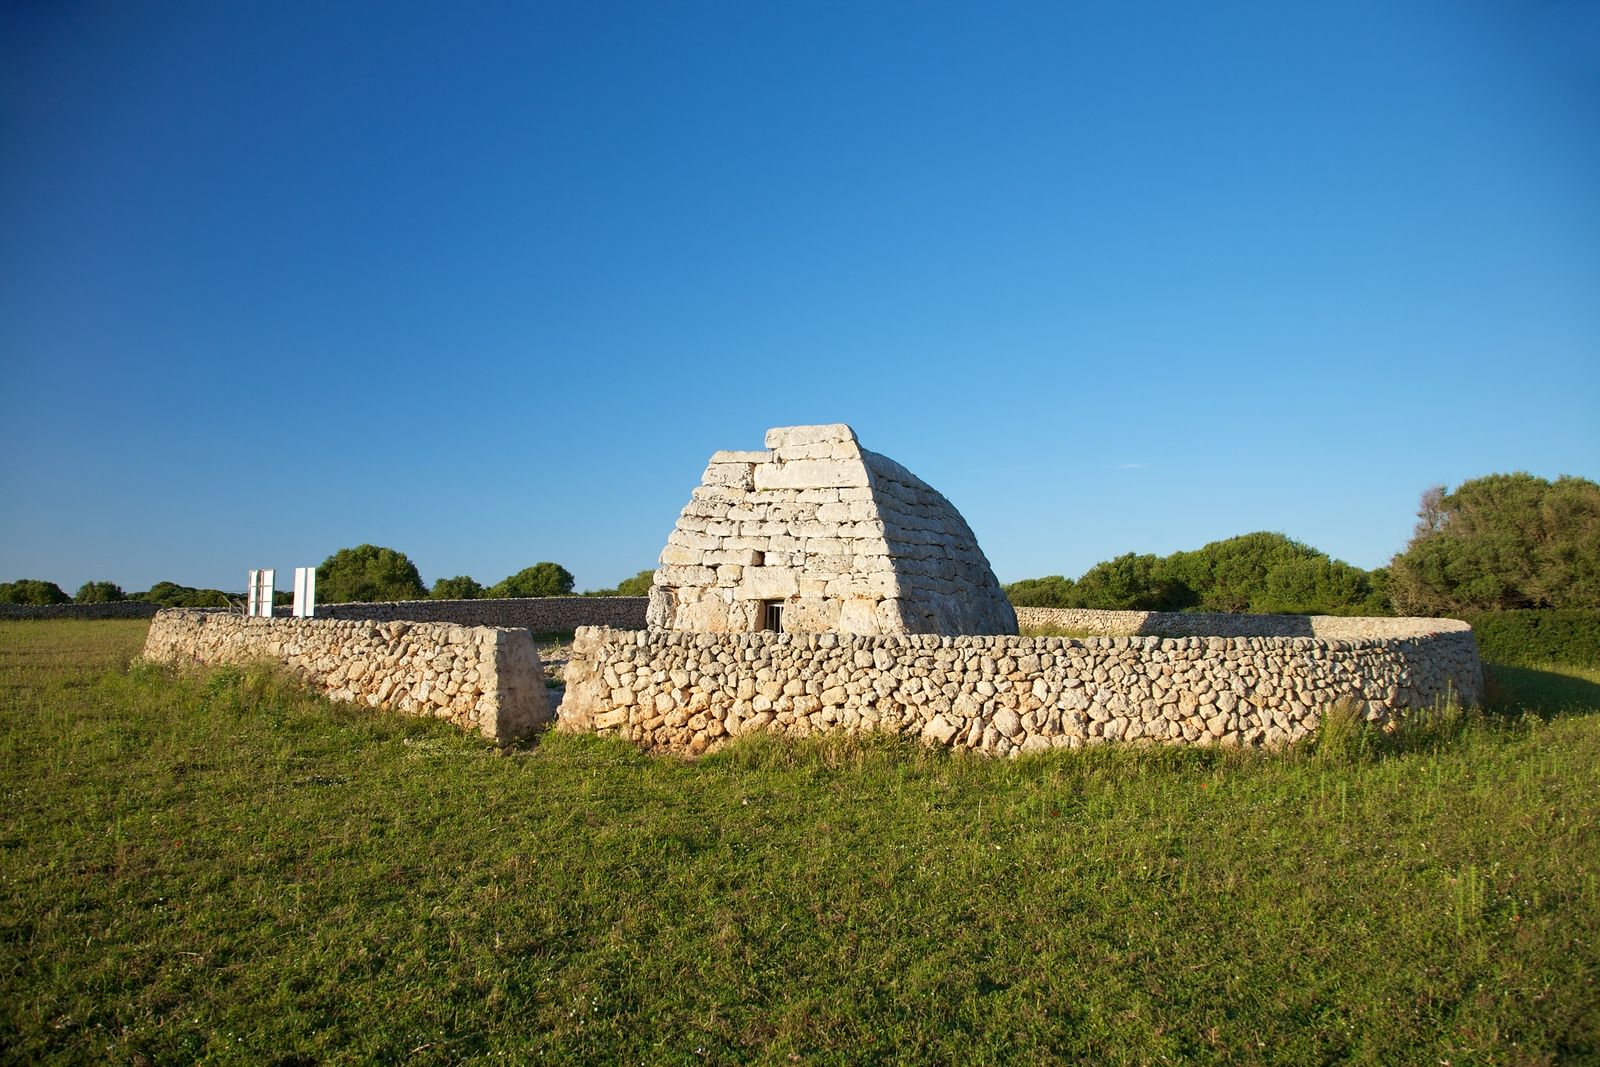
[
  {"left": 556, "top": 614, "right": 1484, "bottom": 759},
  {"left": 315, "top": 596, "right": 646, "bottom": 631},
  {"left": 753, "top": 459, "right": 872, "bottom": 491},
  {"left": 142, "top": 610, "right": 550, "bottom": 742},
  {"left": 765, "top": 424, "right": 857, "bottom": 449},
  {"left": 650, "top": 425, "right": 1017, "bottom": 637}
]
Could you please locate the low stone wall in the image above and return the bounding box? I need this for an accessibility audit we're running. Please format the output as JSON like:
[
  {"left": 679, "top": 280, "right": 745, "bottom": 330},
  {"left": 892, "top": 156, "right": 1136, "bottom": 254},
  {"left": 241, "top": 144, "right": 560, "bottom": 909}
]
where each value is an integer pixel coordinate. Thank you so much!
[
  {"left": 1014, "top": 606, "right": 1471, "bottom": 640},
  {"left": 0, "top": 601, "right": 161, "bottom": 620},
  {"left": 315, "top": 596, "right": 647, "bottom": 632},
  {"left": 557, "top": 617, "right": 1482, "bottom": 757},
  {"left": 142, "top": 610, "right": 550, "bottom": 742}
]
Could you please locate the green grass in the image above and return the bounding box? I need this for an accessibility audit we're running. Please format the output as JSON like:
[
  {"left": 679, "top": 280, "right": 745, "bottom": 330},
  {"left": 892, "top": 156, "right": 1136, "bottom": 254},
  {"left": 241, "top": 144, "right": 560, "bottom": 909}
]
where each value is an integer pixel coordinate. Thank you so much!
[{"left": 3, "top": 620, "right": 1598, "bottom": 1064}]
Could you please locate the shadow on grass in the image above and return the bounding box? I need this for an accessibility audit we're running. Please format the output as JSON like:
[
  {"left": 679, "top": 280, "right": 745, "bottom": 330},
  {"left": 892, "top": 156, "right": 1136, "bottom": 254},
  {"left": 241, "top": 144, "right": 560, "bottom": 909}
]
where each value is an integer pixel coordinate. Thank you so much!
[{"left": 1485, "top": 663, "right": 1600, "bottom": 718}]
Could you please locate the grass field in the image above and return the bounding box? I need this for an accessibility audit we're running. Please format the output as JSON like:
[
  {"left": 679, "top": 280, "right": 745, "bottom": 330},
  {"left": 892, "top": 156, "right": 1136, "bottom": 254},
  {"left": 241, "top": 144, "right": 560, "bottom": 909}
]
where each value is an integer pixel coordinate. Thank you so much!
[{"left": 2, "top": 620, "right": 1597, "bottom": 1064}]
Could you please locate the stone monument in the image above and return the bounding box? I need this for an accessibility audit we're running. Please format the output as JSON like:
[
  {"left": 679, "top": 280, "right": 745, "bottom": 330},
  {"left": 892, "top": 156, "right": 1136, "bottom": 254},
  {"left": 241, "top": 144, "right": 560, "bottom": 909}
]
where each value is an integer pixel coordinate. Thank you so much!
[{"left": 647, "top": 424, "right": 1017, "bottom": 635}]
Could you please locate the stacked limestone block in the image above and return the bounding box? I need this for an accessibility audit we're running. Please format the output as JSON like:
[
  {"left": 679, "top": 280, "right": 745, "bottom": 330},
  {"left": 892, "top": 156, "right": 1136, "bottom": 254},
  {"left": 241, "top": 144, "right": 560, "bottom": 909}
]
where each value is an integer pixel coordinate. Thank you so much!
[
  {"left": 142, "top": 610, "right": 550, "bottom": 742},
  {"left": 317, "top": 596, "right": 647, "bottom": 631},
  {"left": 1015, "top": 607, "right": 1487, "bottom": 647},
  {"left": 647, "top": 424, "right": 1017, "bottom": 636},
  {"left": 558, "top": 624, "right": 1484, "bottom": 758}
]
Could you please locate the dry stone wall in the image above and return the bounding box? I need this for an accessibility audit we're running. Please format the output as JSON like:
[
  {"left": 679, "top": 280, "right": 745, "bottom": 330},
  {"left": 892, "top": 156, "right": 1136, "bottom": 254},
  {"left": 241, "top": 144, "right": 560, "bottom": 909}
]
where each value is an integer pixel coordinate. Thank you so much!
[
  {"left": 0, "top": 602, "right": 160, "bottom": 620},
  {"left": 649, "top": 424, "right": 1016, "bottom": 636},
  {"left": 315, "top": 596, "right": 646, "bottom": 632},
  {"left": 557, "top": 616, "right": 1482, "bottom": 757},
  {"left": 142, "top": 609, "right": 550, "bottom": 742},
  {"left": 1015, "top": 607, "right": 1473, "bottom": 640}
]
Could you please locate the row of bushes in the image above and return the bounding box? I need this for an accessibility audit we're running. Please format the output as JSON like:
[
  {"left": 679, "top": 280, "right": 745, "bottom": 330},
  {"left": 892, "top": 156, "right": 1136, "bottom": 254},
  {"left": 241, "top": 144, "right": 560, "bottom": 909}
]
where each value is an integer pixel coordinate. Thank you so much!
[
  {"left": 3, "top": 557, "right": 657, "bottom": 610},
  {"left": 1463, "top": 610, "right": 1600, "bottom": 668},
  {"left": 319, "top": 548, "right": 651, "bottom": 602},
  {"left": 0, "top": 579, "right": 234, "bottom": 608},
  {"left": 1004, "top": 533, "right": 1390, "bottom": 616}
]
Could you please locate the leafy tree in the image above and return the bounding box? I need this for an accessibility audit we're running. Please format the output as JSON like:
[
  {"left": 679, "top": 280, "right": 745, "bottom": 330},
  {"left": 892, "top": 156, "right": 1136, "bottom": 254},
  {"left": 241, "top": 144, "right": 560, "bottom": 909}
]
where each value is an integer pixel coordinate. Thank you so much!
[
  {"left": 1003, "top": 575, "right": 1077, "bottom": 607},
  {"left": 1005, "top": 532, "right": 1388, "bottom": 616},
  {"left": 1252, "top": 557, "right": 1384, "bottom": 616},
  {"left": 315, "top": 545, "right": 427, "bottom": 604},
  {"left": 430, "top": 575, "right": 483, "bottom": 600},
  {"left": 1071, "top": 553, "right": 1192, "bottom": 611},
  {"left": 0, "top": 579, "right": 71, "bottom": 605},
  {"left": 136, "top": 581, "right": 231, "bottom": 608},
  {"left": 488, "top": 562, "right": 575, "bottom": 599},
  {"left": 74, "top": 581, "right": 125, "bottom": 603},
  {"left": 613, "top": 569, "right": 655, "bottom": 596},
  {"left": 1389, "top": 473, "right": 1600, "bottom": 614},
  {"left": 1162, "top": 533, "right": 1324, "bottom": 613},
  {"left": 585, "top": 569, "right": 655, "bottom": 597}
]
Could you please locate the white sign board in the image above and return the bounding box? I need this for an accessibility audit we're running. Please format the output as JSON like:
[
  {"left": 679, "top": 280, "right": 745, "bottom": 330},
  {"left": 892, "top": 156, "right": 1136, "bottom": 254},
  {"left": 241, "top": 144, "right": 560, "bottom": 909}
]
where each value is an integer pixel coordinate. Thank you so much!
[
  {"left": 293, "top": 567, "right": 317, "bottom": 618},
  {"left": 247, "top": 569, "right": 275, "bottom": 618}
]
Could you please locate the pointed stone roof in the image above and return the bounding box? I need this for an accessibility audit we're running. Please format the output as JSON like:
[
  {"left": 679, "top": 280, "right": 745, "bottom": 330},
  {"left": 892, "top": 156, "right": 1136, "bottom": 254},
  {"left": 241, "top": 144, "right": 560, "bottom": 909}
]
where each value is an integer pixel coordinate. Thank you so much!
[{"left": 647, "top": 424, "right": 1017, "bottom": 635}]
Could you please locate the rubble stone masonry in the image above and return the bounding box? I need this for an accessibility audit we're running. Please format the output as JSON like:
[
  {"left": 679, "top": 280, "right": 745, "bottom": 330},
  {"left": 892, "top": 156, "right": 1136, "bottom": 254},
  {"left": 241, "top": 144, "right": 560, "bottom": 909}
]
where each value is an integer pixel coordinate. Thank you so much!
[
  {"left": 315, "top": 596, "right": 646, "bottom": 631},
  {"left": 142, "top": 609, "right": 550, "bottom": 742},
  {"left": 0, "top": 602, "right": 160, "bottom": 620},
  {"left": 557, "top": 611, "right": 1482, "bottom": 757}
]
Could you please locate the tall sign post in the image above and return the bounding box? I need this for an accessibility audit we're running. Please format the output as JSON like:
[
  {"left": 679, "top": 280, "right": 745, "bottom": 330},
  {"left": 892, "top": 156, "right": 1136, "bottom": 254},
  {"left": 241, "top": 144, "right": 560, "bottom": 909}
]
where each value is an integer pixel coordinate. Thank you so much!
[
  {"left": 247, "top": 569, "right": 275, "bottom": 618},
  {"left": 292, "top": 567, "right": 317, "bottom": 618}
]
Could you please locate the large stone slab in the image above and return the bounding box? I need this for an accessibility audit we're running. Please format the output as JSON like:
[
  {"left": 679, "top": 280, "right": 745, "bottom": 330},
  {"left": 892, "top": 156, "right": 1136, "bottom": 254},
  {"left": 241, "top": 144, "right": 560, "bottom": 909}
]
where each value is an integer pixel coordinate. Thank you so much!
[
  {"left": 764, "top": 424, "right": 857, "bottom": 449},
  {"left": 753, "top": 459, "right": 872, "bottom": 491}
]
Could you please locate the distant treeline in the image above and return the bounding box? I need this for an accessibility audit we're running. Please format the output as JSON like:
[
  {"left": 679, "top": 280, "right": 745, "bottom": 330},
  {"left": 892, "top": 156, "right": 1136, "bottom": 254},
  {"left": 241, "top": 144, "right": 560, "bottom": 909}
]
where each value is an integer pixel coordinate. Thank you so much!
[
  {"left": 0, "top": 578, "right": 239, "bottom": 608},
  {"left": 1006, "top": 473, "right": 1600, "bottom": 619},
  {"left": 312, "top": 546, "right": 652, "bottom": 603},
  {"left": 1005, "top": 532, "right": 1390, "bottom": 615},
  {"left": 1, "top": 548, "right": 656, "bottom": 610}
]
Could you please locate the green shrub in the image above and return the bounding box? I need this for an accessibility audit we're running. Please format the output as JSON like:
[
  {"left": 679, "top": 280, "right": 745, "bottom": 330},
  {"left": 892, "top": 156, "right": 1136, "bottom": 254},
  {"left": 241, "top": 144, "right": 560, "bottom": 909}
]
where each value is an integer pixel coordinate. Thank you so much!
[
  {"left": 1003, "top": 575, "right": 1076, "bottom": 607},
  {"left": 1074, "top": 552, "right": 1193, "bottom": 610},
  {"left": 1464, "top": 609, "right": 1600, "bottom": 668},
  {"left": 0, "top": 579, "right": 71, "bottom": 605},
  {"left": 1390, "top": 474, "right": 1600, "bottom": 613},
  {"left": 583, "top": 569, "right": 655, "bottom": 597},
  {"left": 1005, "top": 533, "right": 1388, "bottom": 615},
  {"left": 136, "top": 581, "right": 231, "bottom": 608},
  {"left": 488, "top": 562, "right": 575, "bottom": 599},
  {"left": 316, "top": 545, "right": 427, "bottom": 604},
  {"left": 430, "top": 575, "right": 483, "bottom": 600},
  {"left": 612, "top": 569, "right": 654, "bottom": 597},
  {"left": 74, "top": 581, "right": 126, "bottom": 604}
]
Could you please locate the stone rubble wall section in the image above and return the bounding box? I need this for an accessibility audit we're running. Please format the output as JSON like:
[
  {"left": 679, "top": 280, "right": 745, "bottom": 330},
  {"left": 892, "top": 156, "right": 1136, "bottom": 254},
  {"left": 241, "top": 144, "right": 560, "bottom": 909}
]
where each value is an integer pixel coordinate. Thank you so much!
[
  {"left": 141, "top": 609, "right": 551, "bottom": 742},
  {"left": 1014, "top": 606, "right": 1477, "bottom": 641},
  {"left": 0, "top": 601, "right": 161, "bottom": 620},
  {"left": 557, "top": 621, "right": 1483, "bottom": 758},
  {"left": 315, "top": 596, "right": 647, "bottom": 631},
  {"left": 648, "top": 423, "right": 1016, "bottom": 636}
]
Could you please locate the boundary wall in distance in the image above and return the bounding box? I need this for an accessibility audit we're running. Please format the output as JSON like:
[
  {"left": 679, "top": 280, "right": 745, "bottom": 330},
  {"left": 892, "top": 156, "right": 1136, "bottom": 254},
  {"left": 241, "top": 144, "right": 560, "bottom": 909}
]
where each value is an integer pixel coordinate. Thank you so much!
[
  {"left": 142, "top": 609, "right": 550, "bottom": 742},
  {"left": 0, "top": 602, "right": 160, "bottom": 621},
  {"left": 557, "top": 612, "right": 1482, "bottom": 757},
  {"left": 1013, "top": 607, "right": 1467, "bottom": 639},
  {"left": 316, "top": 596, "right": 647, "bottom": 632}
]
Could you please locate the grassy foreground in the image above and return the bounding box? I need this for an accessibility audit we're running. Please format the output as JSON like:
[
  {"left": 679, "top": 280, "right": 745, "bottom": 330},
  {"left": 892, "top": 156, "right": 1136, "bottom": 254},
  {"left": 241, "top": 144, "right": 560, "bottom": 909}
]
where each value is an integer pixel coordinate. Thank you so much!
[{"left": 2, "top": 621, "right": 1598, "bottom": 1064}]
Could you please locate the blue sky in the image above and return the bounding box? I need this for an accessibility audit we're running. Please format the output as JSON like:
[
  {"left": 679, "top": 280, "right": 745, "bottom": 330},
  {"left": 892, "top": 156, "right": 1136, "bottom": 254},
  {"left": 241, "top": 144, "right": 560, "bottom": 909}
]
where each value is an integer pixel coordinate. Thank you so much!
[{"left": 3, "top": 1, "right": 1597, "bottom": 594}]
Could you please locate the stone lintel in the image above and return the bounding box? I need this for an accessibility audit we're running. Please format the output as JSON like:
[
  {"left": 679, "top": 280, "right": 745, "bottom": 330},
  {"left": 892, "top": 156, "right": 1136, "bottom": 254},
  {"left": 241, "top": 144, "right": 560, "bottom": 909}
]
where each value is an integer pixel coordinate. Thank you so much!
[{"left": 764, "top": 424, "right": 858, "bottom": 449}]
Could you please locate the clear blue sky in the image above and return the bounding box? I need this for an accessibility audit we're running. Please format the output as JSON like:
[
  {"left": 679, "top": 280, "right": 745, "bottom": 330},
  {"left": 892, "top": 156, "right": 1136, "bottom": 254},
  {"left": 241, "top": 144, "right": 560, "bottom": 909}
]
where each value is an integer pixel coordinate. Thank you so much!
[{"left": 3, "top": 1, "right": 1597, "bottom": 594}]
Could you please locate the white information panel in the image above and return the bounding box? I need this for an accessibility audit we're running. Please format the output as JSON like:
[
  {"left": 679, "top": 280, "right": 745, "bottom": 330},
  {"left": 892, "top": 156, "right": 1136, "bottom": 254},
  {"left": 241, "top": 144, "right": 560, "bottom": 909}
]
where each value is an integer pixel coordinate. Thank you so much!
[
  {"left": 247, "top": 569, "right": 275, "bottom": 618},
  {"left": 293, "top": 567, "right": 317, "bottom": 618}
]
